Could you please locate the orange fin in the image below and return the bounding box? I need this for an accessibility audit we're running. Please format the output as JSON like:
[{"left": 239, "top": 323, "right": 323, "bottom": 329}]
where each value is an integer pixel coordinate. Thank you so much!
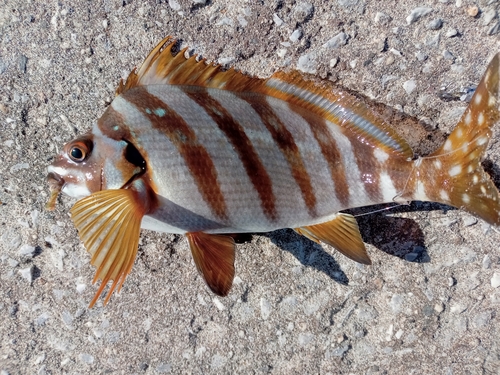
[
  {"left": 416, "top": 53, "right": 500, "bottom": 226},
  {"left": 186, "top": 232, "right": 236, "bottom": 296},
  {"left": 295, "top": 213, "right": 371, "bottom": 265},
  {"left": 70, "top": 189, "right": 146, "bottom": 307}
]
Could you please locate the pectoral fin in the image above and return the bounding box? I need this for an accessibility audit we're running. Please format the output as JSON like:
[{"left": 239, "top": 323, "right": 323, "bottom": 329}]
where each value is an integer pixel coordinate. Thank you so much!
[
  {"left": 295, "top": 213, "right": 371, "bottom": 265},
  {"left": 186, "top": 232, "right": 236, "bottom": 296},
  {"left": 70, "top": 189, "right": 146, "bottom": 307}
]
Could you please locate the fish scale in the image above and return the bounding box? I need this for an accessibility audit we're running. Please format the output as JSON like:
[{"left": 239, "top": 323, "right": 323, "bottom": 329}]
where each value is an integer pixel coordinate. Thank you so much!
[{"left": 46, "top": 37, "right": 500, "bottom": 307}]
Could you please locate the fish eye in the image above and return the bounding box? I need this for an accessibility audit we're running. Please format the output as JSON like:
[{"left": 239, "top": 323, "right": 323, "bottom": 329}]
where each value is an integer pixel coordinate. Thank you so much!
[
  {"left": 67, "top": 139, "right": 93, "bottom": 162},
  {"left": 70, "top": 147, "right": 85, "bottom": 161}
]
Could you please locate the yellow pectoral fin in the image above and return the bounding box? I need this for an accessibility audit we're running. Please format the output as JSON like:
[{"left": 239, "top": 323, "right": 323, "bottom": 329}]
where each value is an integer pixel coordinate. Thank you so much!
[
  {"left": 295, "top": 213, "right": 371, "bottom": 265},
  {"left": 186, "top": 232, "right": 236, "bottom": 297},
  {"left": 70, "top": 189, "right": 146, "bottom": 307}
]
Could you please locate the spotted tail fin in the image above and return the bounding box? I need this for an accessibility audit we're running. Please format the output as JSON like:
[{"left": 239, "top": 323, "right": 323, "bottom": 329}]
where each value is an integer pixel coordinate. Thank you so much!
[{"left": 416, "top": 54, "right": 500, "bottom": 225}]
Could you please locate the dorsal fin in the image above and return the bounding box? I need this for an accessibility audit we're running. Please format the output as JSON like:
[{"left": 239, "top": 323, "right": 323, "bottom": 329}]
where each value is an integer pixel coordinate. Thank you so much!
[{"left": 117, "top": 37, "right": 413, "bottom": 158}]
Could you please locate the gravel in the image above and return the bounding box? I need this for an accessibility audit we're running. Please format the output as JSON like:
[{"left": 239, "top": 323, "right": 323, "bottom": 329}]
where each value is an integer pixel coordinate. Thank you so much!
[{"left": 1, "top": 0, "right": 500, "bottom": 374}]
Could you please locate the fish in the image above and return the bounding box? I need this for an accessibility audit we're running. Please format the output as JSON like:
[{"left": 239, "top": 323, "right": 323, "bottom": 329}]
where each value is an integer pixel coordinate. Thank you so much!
[{"left": 46, "top": 37, "right": 500, "bottom": 307}]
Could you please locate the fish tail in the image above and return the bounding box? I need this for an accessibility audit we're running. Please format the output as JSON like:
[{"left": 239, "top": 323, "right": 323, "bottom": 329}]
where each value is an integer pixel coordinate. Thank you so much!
[{"left": 414, "top": 53, "right": 500, "bottom": 225}]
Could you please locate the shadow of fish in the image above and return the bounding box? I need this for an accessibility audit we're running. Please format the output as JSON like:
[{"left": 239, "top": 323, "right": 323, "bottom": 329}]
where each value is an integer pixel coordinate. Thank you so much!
[{"left": 46, "top": 37, "right": 500, "bottom": 307}]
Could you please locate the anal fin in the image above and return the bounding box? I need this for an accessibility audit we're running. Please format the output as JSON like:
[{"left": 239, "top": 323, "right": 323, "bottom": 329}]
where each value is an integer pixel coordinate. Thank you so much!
[
  {"left": 295, "top": 213, "right": 371, "bottom": 265},
  {"left": 70, "top": 189, "right": 146, "bottom": 307},
  {"left": 186, "top": 232, "right": 236, "bottom": 296}
]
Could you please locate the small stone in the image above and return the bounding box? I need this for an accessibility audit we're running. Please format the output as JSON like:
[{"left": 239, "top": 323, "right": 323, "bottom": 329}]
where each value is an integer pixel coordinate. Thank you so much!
[
  {"left": 329, "top": 58, "right": 338, "bottom": 68},
  {"left": 297, "top": 52, "right": 317, "bottom": 74},
  {"left": 213, "top": 298, "right": 225, "bottom": 310},
  {"left": 289, "top": 29, "right": 303, "bottom": 43},
  {"left": 450, "top": 303, "right": 466, "bottom": 314},
  {"left": 491, "top": 273, "right": 500, "bottom": 288},
  {"left": 445, "top": 28, "right": 459, "bottom": 37},
  {"left": 19, "top": 267, "right": 33, "bottom": 283},
  {"left": 273, "top": 13, "right": 284, "bottom": 26},
  {"left": 405, "top": 252, "right": 419, "bottom": 262},
  {"left": 467, "top": 6, "right": 479, "bottom": 17},
  {"left": 260, "top": 298, "right": 272, "bottom": 320},
  {"left": 472, "top": 311, "right": 491, "bottom": 328},
  {"left": 19, "top": 55, "right": 28, "bottom": 73},
  {"left": 427, "top": 18, "right": 443, "bottom": 30},
  {"left": 168, "top": 0, "right": 181, "bottom": 11},
  {"left": 10, "top": 163, "right": 30, "bottom": 173},
  {"left": 374, "top": 12, "right": 392, "bottom": 25},
  {"left": 462, "top": 216, "right": 478, "bottom": 226},
  {"left": 443, "top": 50, "right": 454, "bottom": 60},
  {"left": 482, "top": 255, "right": 491, "bottom": 270},
  {"left": 18, "top": 244, "right": 36, "bottom": 258},
  {"left": 407, "top": 7, "right": 433, "bottom": 25},
  {"left": 192, "top": 0, "right": 207, "bottom": 5},
  {"left": 78, "top": 353, "right": 94, "bottom": 364},
  {"left": 292, "top": 2, "right": 314, "bottom": 24},
  {"left": 415, "top": 51, "right": 428, "bottom": 61},
  {"left": 403, "top": 79, "right": 417, "bottom": 95},
  {"left": 434, "top": 302, "right": 444, "bottom": 313},
  {"left": 482, "top": 9, "right": 497, "bottom": 26},
  {"left": 488, "top": 21, "right": 500, "bottom": 35},
  {"left": 322, "top": 32, "right": 348, "bottom": 49}
]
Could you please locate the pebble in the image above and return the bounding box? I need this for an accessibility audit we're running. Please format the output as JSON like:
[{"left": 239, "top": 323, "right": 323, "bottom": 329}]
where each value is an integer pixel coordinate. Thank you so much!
[
  {"left": 403, "top": 79, "right": 417, "bottom": 95},
  {"left": 462, "top": 216, "right": 478, "bottom": 226},
  {"left": 260, "top": 298, "right": 272, "bottom": 320},
  {"left": 9, "top": 162, "right": 30, "bottom": 173},
  {"left": 273, "top": 13, "right": 284, "bottom": 26},
  {"left": 491, "top": 273, "right": 500, "bottom": 288},
  {"left": 18, "top": 55, "right": 28, "bottom": 73},
  {"left": 482, "top": 9, "right": 497, "bottom": 26},
  {"left": 322, "top": 32, "right": 348, "bottom": 49},
  {"left": 168, "top": 0, "right": 181, "bottom": 11},
  {"left": 78, "top": 353, "right": 94, "bottom": 364},
  {"left": 289, "top": 29, "right": 303, "bottom": 43},
  {"left": 297, "top": 52, "right": 317, "bottom": 74},
  {"left": 19, "top": 266, "right": 33, "bottom": 283},
  {"left": 407, "top": 7, "right": 433, "bottom": 25},
  {"left": 415, "top": 51, "right": 428, "bottom": 61},
  {"left": 488, "top": 21, "right": 500, "bottom": 35},
  {"left": 443, "top": 50, "right": 454, "bottom": 60},
  {"left": 390, "top": 294, "right": 404, "bottom": 314},
  {"left": 427, "top": 18, "right": 443, "bottom": 30},
  {"left": 467, "top": 6, "right": 479, "bottom": 17},
  {"left": 482, "top": 255, "right": 491, "bottom": 270},
  {"left": 445, "top": 28, "right": 459, "bottom": 37},
  {"left": 298, "top": 332, "right": 315, "bottom": 346},
  {"left": 374, "top": 12, "right": 392, "bottom": 26},
  {"left": 213, "top": 297, "right": 225, "bottom": 310},
  {"left": 292, "top": 2, "right": 314, "bottom": 24},
  {"left": 18, "top": 245, "right": 36, "bottom": 258}
]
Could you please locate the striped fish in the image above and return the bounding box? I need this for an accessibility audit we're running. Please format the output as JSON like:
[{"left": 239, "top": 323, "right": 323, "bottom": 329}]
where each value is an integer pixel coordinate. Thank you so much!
[{"left": 46, "top": 37, "right": 500, "bottom": 307}]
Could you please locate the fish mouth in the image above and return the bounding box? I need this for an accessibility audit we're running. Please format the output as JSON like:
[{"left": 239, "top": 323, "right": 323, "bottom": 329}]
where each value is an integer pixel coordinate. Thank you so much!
[{"left": 46, "top": 172, "right": 65, "bottom": 211}]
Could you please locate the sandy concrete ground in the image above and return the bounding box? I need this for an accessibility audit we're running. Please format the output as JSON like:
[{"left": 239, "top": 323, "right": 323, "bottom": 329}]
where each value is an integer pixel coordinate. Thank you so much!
[{"left": 1, "top": 0, "right": 500, "bottom": 374}]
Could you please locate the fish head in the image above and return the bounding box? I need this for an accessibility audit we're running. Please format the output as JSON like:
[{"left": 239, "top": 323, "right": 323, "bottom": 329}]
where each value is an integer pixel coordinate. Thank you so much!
[{"left": 46, "top": 127, "right": 146, "bottom": 209}]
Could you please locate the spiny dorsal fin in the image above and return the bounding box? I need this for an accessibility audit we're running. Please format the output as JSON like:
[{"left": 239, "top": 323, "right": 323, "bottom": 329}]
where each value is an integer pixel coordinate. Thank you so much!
[
  {"left": 70, "top": 189, "right": 146, "bottom": 307},
  {"left": 295, "top": 213, "right": 371, "bottom": 265},
  {"left": 118, "top": 37, "right": 413, "bottom": 158},
  {"left": 186, "top": 232, "right": 236, "bottom": 296}
]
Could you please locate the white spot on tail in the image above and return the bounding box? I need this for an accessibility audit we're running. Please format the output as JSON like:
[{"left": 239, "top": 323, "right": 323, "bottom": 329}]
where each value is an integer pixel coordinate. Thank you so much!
[
  {"left": 488, "top": 95, "right": 496, "bottom": 107},
  {"left": 478, "top": 112, "right": 485, "bottom": 125},
  {"left": 468, "top": 165, "right": 474, "bottom": 173},
  {"left": 443, "top": 139, "right": 452, "bottom": 151},
  {"left": 464, "top": 112, "right": 472, "bottom": 126},
  {"left": 414, "top": 180, "right": 429, "bottom": 201},
  {"left": 481, "top": 185, "right": 487, "bottom": 194},
  {"left": 449, "top": 165, "right": 462, "bottom": 177},
  {"left": 475, "top": 93, "right": 482, "bottom": 105},
  {"left": 473, "top": 174, "right": 479, "bottom": 184},
  {"left": 462, "top": 194, "right": 470, "bottom": 204},
  {"left": 455, "top": 128, "right": 463, "bottom": 138},
  {"left": 374, "top": 148, "right": 389, "bottom": 163},
  {"left": 477, "top": 136, "right": 488, "bottom": 146},
  {"left": 440, "top": 189, "right": 449, "bottom": 202},
  {"left": 379, "top": 171, "right": 398, "bottom": 203},
  {"left": 434, "top": 160, "right": 442, "bottom": 169}
]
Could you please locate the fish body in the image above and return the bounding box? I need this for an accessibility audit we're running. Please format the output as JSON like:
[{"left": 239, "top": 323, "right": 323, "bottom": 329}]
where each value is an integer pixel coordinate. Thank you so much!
[{"left": 47, "top": 37, "right": 500, "bottom": 307}]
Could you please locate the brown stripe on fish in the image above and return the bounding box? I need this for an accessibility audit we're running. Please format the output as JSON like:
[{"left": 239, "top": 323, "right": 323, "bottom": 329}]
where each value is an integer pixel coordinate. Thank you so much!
[
  {"left": 288, "top": 103, "right": 350, "bottom": 207},
  {"left": 185, "top": 87, "right": 278, "bottom": 222},
  {"left": 121, "top": 87, "right": 229, "bottom": 221},
  {"left": 237, "top": 92, "right": 317, "bottom": 218}
]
